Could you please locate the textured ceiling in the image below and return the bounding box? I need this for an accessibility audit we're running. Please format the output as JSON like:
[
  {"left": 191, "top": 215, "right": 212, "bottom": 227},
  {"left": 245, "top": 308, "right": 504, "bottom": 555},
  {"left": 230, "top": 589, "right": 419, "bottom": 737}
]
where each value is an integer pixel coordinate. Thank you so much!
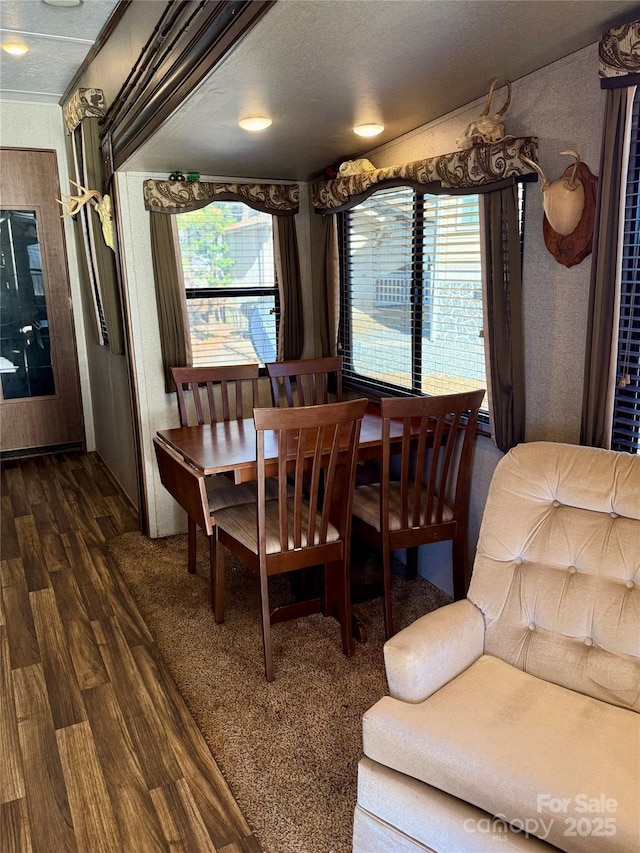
[
  {"left": 120, "top": 0, "right": 640, "bottom": 181},
  {"left": 1, "top": 0, "right": 639, "bottom": 182},
  {"left": 0, "top": 0, "right": 118, "bottom": 101}
]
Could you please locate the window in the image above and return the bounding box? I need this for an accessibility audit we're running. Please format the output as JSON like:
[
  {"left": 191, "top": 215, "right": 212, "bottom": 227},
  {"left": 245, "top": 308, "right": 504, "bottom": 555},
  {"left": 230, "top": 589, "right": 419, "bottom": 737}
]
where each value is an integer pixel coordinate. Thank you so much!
[
  {"left": 339, "top": 187, "right": 488, "bottom": 404},
  {"left": 611, "top": 87, "right": 640, "bottom": 454},
  {"left": 175, "top": 202, "right": 279, "bottom": 367}
]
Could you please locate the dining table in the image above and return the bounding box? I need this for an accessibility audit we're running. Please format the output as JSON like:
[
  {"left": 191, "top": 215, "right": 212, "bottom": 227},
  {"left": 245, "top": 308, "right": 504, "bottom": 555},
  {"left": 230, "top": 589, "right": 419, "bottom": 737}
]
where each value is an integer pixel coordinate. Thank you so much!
[
  {"left": 156, "top": 407, "right": 408, "bottom": 483},
  {"left": 155, "top": 404, "right": 419, "bottom": 642}
]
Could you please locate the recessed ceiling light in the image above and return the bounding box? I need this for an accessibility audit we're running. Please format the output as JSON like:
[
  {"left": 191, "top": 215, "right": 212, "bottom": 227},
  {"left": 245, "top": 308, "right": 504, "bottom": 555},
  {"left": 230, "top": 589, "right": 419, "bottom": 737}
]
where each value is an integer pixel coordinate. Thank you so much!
[
  {"left": 239, "top": 116, "right": 272, "bottom": 132},
  {"left": 354, "top": 123, "right": 384, "bottom": 137},
  {"left": 2, "top": 43, "right": 29, "bottom": 56},
  {"left": 42, "top": 0, "right": 83, "bottom": 6}
]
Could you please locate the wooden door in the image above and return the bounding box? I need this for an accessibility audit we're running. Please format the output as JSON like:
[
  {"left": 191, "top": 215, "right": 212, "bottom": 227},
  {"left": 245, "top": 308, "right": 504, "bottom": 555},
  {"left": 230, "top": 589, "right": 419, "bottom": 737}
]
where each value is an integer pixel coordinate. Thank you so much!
[{"left": 0, "top": 148, "right": 84, "bottom": 454}]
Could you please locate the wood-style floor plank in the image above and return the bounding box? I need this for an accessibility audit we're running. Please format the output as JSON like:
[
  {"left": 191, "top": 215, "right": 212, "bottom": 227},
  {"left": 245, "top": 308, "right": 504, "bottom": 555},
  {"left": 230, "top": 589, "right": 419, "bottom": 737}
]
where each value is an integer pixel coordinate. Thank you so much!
[
  {"left": 13, "top": 663, "right": 77, "bottom": 853},
  {"left": 1, "top": 451, "right": 263, "bottom": 853},
  {"left": 0, "top": 627, "right": 25, "bottom": 804},
  {"left": 133, "top": 643, "right": 261, "bottom": 852},
  {"left": 150, "top": 778, "right": 217, "bottom": 853},
  {"left": 82, "top": 681, "right": 168, "bottom": 853},
  {"left": 30, "top": 587, "right": 87, "bottom": 731},
  {"left": 0, "top": 797, "right": 33, "bottom": 853},
  {"left": 14, "top": 516, "right": 50, "bottom": 593},
  {"left": 56, "top": 720, "right": 123, "bottom": 851},
  {"left": 1, "top": 559, "right": 40, "bottom": 671},
  {"left": 1, "top": 494, "right": 21, "bottom": 561}
]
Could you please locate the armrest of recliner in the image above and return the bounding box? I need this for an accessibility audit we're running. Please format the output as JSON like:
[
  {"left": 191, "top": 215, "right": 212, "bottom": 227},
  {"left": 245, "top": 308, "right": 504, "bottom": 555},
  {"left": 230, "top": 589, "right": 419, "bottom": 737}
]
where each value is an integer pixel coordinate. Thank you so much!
[{"left": 383, "top": 599, "right": 485, "bottom": 703}]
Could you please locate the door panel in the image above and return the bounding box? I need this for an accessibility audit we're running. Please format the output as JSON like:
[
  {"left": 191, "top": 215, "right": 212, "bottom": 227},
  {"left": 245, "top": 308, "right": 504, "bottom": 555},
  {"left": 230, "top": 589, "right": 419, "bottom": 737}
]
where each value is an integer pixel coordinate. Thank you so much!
[{"left": 0, "top": 148, "right": 84, "bottom": 453}]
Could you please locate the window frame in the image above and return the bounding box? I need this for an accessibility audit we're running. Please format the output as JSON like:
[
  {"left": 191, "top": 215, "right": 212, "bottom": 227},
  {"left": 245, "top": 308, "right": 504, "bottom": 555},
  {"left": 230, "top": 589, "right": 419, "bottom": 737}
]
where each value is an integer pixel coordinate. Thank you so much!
[
  {"left": 176, "top": 201, "right": 281, "bottom": 369},
  {"left": 337, "top": 185, "right": 524, "bottom": 420},
  {"left": 611, "top": 85, "right": 640, "bottom": 454}
]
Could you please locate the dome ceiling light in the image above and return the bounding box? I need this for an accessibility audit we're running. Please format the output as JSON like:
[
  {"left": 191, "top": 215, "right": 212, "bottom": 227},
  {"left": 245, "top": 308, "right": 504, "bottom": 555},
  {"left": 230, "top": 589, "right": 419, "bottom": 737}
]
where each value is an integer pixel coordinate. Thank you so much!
[
  {"left": 2, "top": 43, "right": 29, "bottom": 56},
  {"left": 239, "top": 116, "right": 272, "bottom": 131},
  {"left": 354, "top": 123, "right": 384, "bottom": 137}
]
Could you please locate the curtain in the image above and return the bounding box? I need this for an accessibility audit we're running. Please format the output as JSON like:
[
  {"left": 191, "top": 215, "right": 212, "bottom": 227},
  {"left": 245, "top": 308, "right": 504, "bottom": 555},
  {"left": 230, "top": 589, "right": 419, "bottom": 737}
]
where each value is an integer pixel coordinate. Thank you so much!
[
  {"left": 316, "top": 215, "right": 339, "bottom": 357},
  {"left": 150, "top": 212, "right": 191, "bottom": 393},
  {"left": 482, "top": 184, "right": 525, "bottom": 452},
  {"left": 147, "top": 180, "right": 301, "bottom": 386},
  {"left": 67, "top": 95, "right": 125, "bottom": 355},
  {"left": 580, "top": 88, "right": 631, "bottom": 447},
  {"left": 81, "top": 117, "right": 125, "bottom": 355},
  {"left": 273, "top": 215, "right": 303, "bottom": 360}
]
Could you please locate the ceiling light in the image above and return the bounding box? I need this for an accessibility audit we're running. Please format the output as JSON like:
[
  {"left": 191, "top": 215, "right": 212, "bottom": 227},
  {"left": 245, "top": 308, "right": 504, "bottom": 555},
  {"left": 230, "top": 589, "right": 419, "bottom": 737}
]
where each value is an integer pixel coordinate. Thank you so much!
[
  {"left": 354, "top": 123, "right": 384, "bottom": 137},
  {"left": 239, "top": 116, "right": 272, "bottom": 132},
  {"left": 42, "top": 0, "right": 83, "bottom": 6},
  {"left": 2, "top": 43, "right": 29, "bottom": 56}
]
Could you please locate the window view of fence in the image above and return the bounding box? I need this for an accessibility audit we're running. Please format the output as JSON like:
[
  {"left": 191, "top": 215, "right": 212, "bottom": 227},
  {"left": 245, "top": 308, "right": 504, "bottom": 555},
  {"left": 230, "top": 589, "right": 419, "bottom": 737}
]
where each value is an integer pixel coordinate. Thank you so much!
[
  {"left": 176, "top": 202, "right": 278, "bottom": 367},
  {"left": 340, "top": 187, "right": 485, "bottom": 401}
]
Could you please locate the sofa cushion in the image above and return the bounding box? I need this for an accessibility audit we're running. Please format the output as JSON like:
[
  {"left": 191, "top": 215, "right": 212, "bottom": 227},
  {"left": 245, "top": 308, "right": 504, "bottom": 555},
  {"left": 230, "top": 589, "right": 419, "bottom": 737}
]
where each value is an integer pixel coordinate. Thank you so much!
[
  {"left": 363, "top": 655, "right": 640, "bottom": 853},
  {"left": 468, "top": 442, "right": 640, "bottom": 710},
  {"left": 355, "top": 757, "right": 557, "bottom": 852}
]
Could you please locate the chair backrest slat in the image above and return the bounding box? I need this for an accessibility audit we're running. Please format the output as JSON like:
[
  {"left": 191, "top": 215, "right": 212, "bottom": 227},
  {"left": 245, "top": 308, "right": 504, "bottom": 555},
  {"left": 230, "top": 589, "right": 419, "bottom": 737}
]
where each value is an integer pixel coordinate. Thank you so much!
[
  {"left": 380, "top": 390, "right": 485, "bottom": 532},
  {"left": 265, "top": 356, "right": 343, "bottom": 409},
  {"left": 254, "top": 398, "right": 367, "bottom": 558},
  {"left": 171, "top": 365, "right": 259, "bottom": 426}
]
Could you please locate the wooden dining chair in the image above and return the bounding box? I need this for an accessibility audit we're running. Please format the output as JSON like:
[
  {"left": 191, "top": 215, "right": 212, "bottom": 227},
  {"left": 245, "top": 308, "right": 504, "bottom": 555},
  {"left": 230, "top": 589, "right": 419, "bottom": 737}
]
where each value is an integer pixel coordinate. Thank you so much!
[
  {"left": 169, "top": 365, "right": 262, "bottom": 578},
  {"left": 265, "top": 356, "right": 343, "bottom": 408},
  {"left": 351, "top": 389, "right": 485, "bottom": 638},
  {"left": 213, "top": 397, "right": 368, "bottom": 682}
]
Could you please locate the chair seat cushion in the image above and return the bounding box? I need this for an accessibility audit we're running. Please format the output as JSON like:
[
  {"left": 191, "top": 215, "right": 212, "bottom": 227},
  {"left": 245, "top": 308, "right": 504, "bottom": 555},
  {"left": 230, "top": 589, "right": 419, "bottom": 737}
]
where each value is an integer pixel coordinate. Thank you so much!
[
  {"left": 206, "top": 475, "right": 278, "bottom": 513},
  {"left": 214, "top": 498, "right": 340, "bottom": 555},
  {"left": 363, "top": 655, "right": 639, "bottom": 853},
  {"left": 353, "top": 482, "right": 454, "bottom": 531}
]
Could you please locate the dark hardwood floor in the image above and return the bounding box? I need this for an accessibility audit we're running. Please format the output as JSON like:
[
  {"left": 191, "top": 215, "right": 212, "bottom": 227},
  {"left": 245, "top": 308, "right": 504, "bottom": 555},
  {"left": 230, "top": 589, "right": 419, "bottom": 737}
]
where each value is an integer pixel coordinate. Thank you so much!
[{"left": 0, "top": 451, "right": 262, "bottom": 853}]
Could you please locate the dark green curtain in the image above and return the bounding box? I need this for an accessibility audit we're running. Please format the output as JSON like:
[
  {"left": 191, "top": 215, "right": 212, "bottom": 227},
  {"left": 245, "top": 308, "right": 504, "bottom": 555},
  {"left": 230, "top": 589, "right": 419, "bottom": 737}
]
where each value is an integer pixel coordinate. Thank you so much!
[
  {"left": 483, "top": 184, "right": 525, "bottom": 452},
  {"left": 274, "top": 215, "right": 303, "bottom": 359},
  {"left": 149, "top": 212, "right": 191, "bottom": 393}
]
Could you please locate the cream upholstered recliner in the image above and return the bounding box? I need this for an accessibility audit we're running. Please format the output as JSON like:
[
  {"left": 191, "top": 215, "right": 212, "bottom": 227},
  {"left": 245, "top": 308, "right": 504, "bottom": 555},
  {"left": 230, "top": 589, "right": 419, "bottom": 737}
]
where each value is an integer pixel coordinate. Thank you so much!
[{"left": 354, "top": 441, "right": 640, "bottom": 853}]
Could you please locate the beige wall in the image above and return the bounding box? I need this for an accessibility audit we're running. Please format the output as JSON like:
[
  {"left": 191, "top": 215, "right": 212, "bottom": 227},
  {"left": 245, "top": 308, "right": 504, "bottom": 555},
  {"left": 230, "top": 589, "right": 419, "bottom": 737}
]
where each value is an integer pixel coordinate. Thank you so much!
[
  {"left": 350, "top": 44, "right": 605, "bottom": 592},
  {"left": 366, "top": 44, "right": 603, "bottom": 446}
]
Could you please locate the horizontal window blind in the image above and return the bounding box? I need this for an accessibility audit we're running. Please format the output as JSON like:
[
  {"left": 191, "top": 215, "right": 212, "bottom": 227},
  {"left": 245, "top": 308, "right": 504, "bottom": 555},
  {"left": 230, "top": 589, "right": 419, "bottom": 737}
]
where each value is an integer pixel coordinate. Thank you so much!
[
  {"left": 340, "top": 187, "right": 486, "bottom": 403},
  {"left": 611, "top": 87, "right": 640, "bottom": 454},
  {"left": 176, "top": 202, "right": 278, "bottom": 367}
]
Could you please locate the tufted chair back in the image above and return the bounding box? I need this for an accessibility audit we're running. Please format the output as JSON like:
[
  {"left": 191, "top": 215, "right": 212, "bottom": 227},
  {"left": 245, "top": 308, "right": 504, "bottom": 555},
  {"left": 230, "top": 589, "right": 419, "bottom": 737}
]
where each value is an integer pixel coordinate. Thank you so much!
[{"left": 468, "top": 441, "right": 640, "bottom": 711}]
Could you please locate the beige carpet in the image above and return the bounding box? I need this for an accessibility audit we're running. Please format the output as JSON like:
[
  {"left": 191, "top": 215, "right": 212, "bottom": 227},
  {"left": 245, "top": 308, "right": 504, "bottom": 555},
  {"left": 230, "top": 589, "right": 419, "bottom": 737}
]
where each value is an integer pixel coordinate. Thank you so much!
[{"left": 107, "top": 531, "right": 451, "bottom": 853}]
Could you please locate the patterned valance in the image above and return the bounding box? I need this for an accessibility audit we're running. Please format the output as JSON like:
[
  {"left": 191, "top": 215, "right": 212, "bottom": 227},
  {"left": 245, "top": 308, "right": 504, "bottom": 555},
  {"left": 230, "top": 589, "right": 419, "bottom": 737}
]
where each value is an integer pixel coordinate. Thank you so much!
[
  {"left": 599, "top": 20, "right": 640, "bottom": 87},
  {"left": 143, "top": 179, "right": 299, "bottom": 215},
  {"left": 63, "top": 88, "right": 107, "bottom": 134},
  {"left": 311, "top": 137, "right": 539, "bottom": 213}
]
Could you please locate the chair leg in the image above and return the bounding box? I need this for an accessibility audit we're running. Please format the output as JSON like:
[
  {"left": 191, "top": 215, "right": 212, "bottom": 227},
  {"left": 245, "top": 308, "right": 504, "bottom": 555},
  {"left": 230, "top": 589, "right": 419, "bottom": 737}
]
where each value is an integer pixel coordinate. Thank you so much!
[
  {"left": 259, "top": 569, "right": 274, "bottom": 682},
  {"left": 406, "top": 547, "right": 418, "bottom": 579},
  {"left": 187, "top": 517, "right": 197, "bottom": 574},
  {"left": 382, "top": 547, "right": 394, "bottom": 640},
  {"left": 327, "top": 559, "right": 353, "bottom": 658},
  {"left": 452, "top": 535, "right": 467, "bottom": 601},
  {"left": 212, "top": 532, "right": 225, "bottom": 623}
]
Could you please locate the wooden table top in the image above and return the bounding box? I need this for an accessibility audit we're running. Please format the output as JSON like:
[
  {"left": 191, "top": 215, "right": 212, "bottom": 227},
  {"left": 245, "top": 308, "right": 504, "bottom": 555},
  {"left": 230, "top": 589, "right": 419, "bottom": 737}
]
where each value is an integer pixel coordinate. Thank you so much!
[{"left": 157, "top": 411, "right": 403, "bottom": 483}]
